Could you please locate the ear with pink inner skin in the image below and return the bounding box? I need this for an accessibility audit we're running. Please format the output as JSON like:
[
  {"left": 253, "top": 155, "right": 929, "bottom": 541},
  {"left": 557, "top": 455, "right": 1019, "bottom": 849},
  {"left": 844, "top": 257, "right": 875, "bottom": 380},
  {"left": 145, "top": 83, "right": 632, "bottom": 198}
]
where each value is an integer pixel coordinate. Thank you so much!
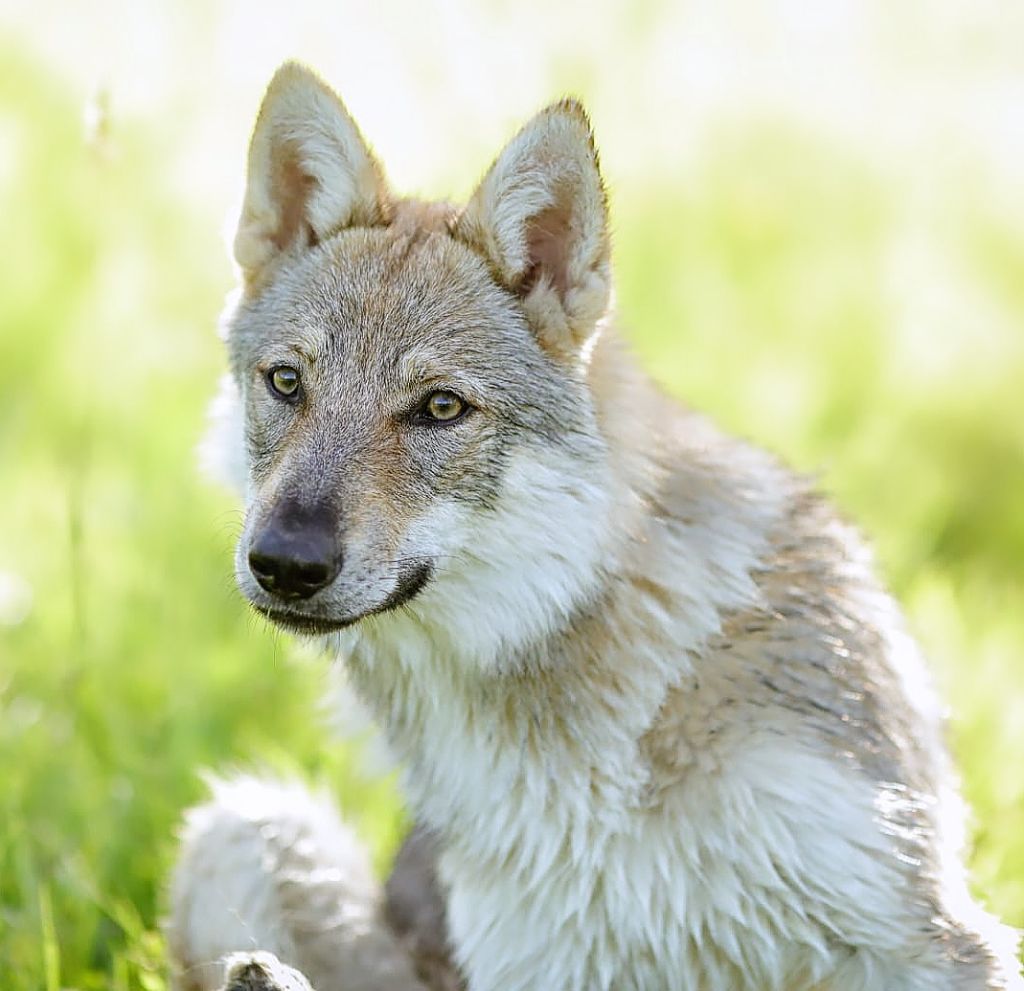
[
  {"left": 233, "top": 62, "right": 391, "bottom": 288},
  {"left": 455, "top": 99, "right": 612, "bottom": 357}
]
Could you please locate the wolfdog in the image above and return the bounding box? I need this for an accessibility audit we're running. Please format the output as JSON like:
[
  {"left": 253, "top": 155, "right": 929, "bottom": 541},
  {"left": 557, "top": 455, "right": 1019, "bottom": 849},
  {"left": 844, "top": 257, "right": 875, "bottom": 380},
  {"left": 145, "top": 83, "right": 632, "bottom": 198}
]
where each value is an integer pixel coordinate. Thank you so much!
[{"left": 166, "top": 62, "right": 1021, "bottom": 991}]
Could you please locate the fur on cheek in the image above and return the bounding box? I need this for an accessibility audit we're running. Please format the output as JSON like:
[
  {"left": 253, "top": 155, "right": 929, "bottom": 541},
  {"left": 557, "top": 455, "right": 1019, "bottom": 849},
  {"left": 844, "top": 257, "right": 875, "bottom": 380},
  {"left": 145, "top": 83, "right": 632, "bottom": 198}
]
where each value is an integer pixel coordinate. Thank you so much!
[
  {"left": 198, "top": 374, "right": 249, "bottom": 497},
  {"left": 411, "top": 446, "right": 616, "bottom": 670}
]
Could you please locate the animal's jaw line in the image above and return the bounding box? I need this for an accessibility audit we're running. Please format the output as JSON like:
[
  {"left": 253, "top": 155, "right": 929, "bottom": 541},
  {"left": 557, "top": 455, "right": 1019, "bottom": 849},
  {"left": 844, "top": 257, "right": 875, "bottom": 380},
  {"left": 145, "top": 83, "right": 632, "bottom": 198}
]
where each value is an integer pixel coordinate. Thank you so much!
[
  {"left": 251, "top": 604, "right": 360, "bottom": 635},
  {"left": 249, "top": 560, "right": 434, "bottom": 636}
]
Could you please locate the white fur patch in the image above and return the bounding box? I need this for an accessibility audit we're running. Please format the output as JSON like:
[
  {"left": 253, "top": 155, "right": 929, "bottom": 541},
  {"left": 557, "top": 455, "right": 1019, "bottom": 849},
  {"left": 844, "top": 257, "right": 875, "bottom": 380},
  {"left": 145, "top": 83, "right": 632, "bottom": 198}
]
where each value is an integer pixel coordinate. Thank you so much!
[
  {"left": 341, "top": 443, "right": 617, "bottom": 674},
  {"left": 198, "top": 374, "right": 248, "bottom": 497},
  {"left": 441, "top": 743, "right": 928, "bottom": 991}
]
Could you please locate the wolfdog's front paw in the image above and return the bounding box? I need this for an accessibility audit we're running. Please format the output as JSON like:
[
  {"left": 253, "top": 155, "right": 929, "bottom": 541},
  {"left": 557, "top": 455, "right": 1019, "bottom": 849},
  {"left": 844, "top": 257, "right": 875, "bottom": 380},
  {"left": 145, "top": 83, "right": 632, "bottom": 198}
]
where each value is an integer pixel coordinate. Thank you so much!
[{"left": 221, "top": 952, "right": 316, "bottom": 991}]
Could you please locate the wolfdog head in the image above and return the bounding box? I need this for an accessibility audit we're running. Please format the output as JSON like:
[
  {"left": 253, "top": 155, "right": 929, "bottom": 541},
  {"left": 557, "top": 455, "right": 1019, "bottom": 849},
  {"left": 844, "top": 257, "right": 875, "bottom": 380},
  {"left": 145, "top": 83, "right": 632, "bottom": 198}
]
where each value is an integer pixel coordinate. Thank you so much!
[{"left": 211, "top": 63, "right": 617, "bottom": 669}]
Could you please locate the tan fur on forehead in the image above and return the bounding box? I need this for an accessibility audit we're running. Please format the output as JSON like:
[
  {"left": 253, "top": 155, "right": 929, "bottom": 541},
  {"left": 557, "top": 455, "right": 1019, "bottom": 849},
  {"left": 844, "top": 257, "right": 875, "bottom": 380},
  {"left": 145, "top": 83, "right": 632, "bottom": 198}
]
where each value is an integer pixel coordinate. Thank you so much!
[{"left": 390, "top": 198, "right": 459, "bottom": 240}]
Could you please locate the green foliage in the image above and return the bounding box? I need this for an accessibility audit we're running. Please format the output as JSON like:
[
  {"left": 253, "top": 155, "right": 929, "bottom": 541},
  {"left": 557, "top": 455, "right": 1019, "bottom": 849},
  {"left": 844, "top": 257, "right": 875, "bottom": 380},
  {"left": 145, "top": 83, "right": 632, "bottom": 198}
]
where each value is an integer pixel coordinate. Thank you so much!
[{"left": 1, "top": 47, "right": 1022, "bottom": 990}]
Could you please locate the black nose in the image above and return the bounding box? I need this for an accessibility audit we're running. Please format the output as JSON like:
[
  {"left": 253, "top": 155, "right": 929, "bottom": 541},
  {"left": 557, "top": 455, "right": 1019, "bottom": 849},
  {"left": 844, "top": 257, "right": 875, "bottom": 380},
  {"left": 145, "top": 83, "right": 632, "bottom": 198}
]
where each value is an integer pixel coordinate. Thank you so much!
[{"left": 248, "top": 507, "right": 341, "bottom": 601}]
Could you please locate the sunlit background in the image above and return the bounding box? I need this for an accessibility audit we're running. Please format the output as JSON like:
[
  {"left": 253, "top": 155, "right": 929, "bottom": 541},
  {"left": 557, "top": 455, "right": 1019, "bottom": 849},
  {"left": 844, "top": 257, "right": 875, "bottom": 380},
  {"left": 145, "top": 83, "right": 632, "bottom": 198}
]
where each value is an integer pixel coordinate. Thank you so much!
[{"left": 2, "top": 1, "right": 1023, "bottom": 986}]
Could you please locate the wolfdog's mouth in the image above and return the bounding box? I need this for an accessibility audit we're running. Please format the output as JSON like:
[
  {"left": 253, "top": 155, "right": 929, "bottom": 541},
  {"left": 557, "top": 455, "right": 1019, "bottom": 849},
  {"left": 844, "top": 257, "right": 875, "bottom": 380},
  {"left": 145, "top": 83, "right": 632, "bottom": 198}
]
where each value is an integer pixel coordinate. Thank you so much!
[
  {"left": 253, "top": 607, "right": 359, "bottom": 635},
  {"left": 251, "top": 562, "right": 433, "bottom": 636}
]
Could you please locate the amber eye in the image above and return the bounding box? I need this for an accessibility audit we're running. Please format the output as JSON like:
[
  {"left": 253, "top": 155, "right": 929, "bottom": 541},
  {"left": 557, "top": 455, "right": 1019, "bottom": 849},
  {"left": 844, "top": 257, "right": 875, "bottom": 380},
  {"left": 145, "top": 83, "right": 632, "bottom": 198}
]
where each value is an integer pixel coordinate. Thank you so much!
[
  {"left": 267, "top": 365, "right": 301, "bottom": 399},
  {"left": 418, "top": 390, "right": 467, "bottom": 424}
]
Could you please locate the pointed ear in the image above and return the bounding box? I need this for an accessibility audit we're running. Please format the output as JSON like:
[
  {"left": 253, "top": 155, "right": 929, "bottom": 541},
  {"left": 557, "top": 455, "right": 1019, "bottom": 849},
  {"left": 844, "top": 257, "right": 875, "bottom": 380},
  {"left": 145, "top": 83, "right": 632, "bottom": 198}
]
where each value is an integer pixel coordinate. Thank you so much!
[
  {"left": 455, "top": 99, "right": 611, "bottom": 355},
  {"left": 233, "top": 62, "right": 391, "bottom": 286}
]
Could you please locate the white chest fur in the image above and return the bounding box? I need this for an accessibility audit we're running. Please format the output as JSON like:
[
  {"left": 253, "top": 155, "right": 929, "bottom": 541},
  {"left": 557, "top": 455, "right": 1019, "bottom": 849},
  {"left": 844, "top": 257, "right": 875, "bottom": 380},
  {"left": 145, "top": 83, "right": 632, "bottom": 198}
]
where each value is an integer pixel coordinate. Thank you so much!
[{"left": 397, "top": 685, "right": 917, "bottom": 991}]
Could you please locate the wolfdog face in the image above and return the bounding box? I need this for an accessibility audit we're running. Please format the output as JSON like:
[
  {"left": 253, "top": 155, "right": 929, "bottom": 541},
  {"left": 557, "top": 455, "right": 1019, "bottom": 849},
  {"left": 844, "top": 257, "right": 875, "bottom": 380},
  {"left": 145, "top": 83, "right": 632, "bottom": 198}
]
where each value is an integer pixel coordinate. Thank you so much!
[{"left": 213, "top": 63, "right": 617, "bottom": 668}]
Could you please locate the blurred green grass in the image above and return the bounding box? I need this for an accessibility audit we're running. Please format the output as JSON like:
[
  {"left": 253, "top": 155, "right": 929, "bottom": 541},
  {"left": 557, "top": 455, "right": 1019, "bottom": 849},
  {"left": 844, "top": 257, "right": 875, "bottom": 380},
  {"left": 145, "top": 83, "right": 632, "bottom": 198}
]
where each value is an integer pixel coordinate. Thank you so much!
[{"left": 1, "top": 43, "right": 1022, "bottom": 990}]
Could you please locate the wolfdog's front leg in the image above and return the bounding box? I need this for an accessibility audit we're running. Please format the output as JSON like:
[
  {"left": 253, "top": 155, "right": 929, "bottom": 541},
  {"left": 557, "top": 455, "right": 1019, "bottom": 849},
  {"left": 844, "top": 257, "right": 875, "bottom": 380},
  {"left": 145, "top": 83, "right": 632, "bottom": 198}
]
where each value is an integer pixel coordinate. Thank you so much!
[
  {"left": 219, "top": 952, "right": 317, "bottom": 991},
  {"left": 167, "top": 775, "right": 427, "bottom": 991}
]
